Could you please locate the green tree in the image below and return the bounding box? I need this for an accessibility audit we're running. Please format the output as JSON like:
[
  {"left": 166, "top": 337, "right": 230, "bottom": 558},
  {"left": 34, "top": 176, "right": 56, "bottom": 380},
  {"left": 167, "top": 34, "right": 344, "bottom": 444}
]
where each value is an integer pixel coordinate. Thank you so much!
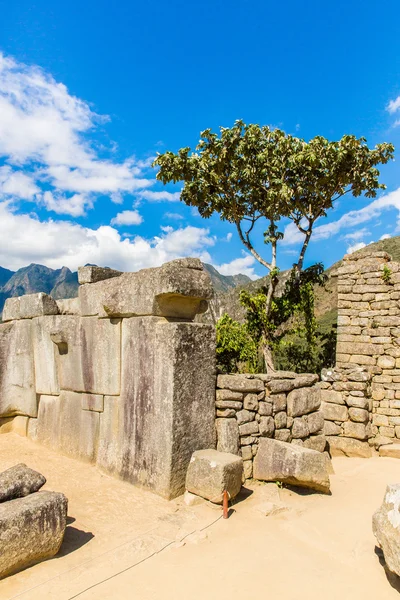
[
  {"left": 154, "top": 121, "right": 394, "bottom": 370},
  {"left": 216, "top": 313, "right": 258, "bottom": 374}
]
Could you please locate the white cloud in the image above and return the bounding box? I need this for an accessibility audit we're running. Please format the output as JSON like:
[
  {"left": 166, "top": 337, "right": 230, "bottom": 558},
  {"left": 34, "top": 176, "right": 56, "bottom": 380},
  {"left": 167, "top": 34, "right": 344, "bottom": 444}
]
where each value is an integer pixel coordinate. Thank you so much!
[
  {"left": 347, "top": 241, "right": 368, "bottom": 254},
  {"left": 164, "top": 212, "right": 184, "bottom": 221},
  {"left": 42, "top": 191, "right": 92, "bottom": 217},
  {"left": 0, "top": 201, "right": 214, "bottom": 271},
  {"left": 138, "top": 190, "right": 181, "bottom": 202},
  {"left": 110, "top": 210, "right": 143, "bottom": 226},
  {"left": 342, "top": 227, "right": 370, "bottom": 241},
  {"left": 0, "top": 52, "right": 154, "bottom": 215},
  {"left": 282, "top": 188, "right": 400, "bottom": 246},
  {"left": 213, "top": 253, "right": 259, "bottom": 279},
  {"left": 380, "top": 233, "right": 391, "bottom": 240},
  {"left": 387, "top": 96, "right": 400, "bottom": 114},
  {"left": 226, "top": 232, "right": 233, "bottom": 242}
]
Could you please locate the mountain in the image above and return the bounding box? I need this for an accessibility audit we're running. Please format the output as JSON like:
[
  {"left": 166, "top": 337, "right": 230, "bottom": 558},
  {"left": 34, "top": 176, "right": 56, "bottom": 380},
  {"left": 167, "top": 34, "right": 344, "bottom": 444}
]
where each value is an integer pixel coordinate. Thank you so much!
[{"left": 0, "top": 261, "right": 250, "bottom": 318}]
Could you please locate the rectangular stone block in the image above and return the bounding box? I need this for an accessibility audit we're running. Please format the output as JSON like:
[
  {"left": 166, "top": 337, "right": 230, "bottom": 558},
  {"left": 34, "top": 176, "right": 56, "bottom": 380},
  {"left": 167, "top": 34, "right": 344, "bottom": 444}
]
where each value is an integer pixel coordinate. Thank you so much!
[
  {"left": 81, "top": 393, "right": 104, "bottom": 412},
  {"left": 336, "top": 342, "right": 384, "bottom": 356},
  {"left": 97, "top": 396, "right": 123, "bottom": 475},
  {"left": 79, "top": 259, "right": 212, "bottom": 320},
  {"left": 78, "top": 265, "right": 122, "bottom": 284},
  {"left": 118, "top": 317, "right": 216, "bottom": 499},
  {"left": 32, "top": 316, "right": 63, "bottom": 396},
  {"left": 3, "top": 293, "right": 59, "bottom": 322},
  {"left": 0, "top": 321, "right": 37, "bottom": 417},
  {"left": 217, "top": 375, "right": 264, "bottom": 393},
  {"left": 321, "top": 402, "right": 348, "bottom": 422}
]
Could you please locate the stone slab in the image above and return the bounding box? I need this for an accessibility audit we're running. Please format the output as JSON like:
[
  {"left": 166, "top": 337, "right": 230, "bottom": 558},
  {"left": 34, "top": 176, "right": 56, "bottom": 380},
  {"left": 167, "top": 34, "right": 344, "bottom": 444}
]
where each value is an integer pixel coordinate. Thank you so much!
[
  {"left": 0, "top": 463, "right": 46, "bottom": 502},
  {"left": 185, "top": 449, "right": 243, "bottom": 503},
  {"left": 3, "top": 293, "right": 59, "bottom": 322},
  {"left": 78, "top": 265, "right": 122, "bottom": 284},
  {"left": 326, "top": 436, "right": 372, "bottom": 458}
]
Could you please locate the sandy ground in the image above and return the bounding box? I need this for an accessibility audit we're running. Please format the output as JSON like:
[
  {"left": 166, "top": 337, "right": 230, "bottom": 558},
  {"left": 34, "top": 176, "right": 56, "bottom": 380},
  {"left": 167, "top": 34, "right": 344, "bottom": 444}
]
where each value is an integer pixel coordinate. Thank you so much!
[{"left": 0, "top": 434, "right": 399, "bottom": 600}]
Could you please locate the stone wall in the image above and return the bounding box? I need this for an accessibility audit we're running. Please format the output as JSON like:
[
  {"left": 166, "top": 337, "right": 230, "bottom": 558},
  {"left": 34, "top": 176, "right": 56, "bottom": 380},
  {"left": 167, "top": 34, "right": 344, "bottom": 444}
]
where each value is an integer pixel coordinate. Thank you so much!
[
  {"left": 0, "top": 259, "right": 216, "bottom": 499},
  {"left": 215, "top": 372, "right": 324, "bottom": 478},
  {"left": 335, "top": 250, "right": 400, "bottom": 449}
]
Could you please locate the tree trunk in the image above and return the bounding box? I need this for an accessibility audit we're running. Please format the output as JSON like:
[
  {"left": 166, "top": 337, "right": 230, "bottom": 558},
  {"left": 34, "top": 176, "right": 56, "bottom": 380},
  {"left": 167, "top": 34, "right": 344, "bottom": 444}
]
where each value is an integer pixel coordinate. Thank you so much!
[{"left": 262, "top": 340, "right": 276, "bottom": 373}]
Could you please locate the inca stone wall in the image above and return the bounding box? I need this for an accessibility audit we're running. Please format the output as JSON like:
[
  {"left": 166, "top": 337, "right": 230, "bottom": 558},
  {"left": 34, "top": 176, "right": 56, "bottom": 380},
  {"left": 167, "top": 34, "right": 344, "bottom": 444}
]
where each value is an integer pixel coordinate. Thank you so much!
[
  {"left": 0, "top": 259, "right": 216, "bottom": 499},
  {"left": 215, "top": 372, "right": 324, "bottom": 478},
  {"left": 333, "top": 250, "right": 400, "bottom": 450}
]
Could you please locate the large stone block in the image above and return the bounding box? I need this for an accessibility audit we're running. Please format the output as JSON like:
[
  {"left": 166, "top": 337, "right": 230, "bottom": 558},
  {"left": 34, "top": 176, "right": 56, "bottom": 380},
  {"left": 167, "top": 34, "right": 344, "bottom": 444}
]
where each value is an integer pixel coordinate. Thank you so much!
[
  {"left": 321, "top": 401, "right": 348, "bottom": 422},
  {"left": 35, "top": 392, "right": 100, "bottom": 462},
  {"left": 287, "top": 387, "right": 321, "bottom": 417},
  {"left": 32, "top": 316, "right": 63, "bottom": 395},
  {"left": 53, "top": 316, "right": 121, "bottom": 395},
  {"left": 0, "top": 464, "right": 46, "bottom": 502},
  {"left": 217, "top": 375, "right": 264, "bottom": 393},
  {"left": 0, "top": 491, "right": 67, "bottom": 579},
  {"left": 79, "top": 259, "right": 212, "bottom": 320},
  {"left": 253, "top": 438, "right": 330, "bottom": 493},
  {"left": 118, "top": 317, "right": 216, "bottom": 499},
  {"left": 373, "top": 484, "right": 400, "bottom": 577},
  {"left": 342, "top": 421, "right": 368, "bottom": 440},
  {"left": 97, "top": 396, "right": 123, "bottom": 475},
  {"left": 3, "top": 293, "right": 59, "bottom": 322},
  {"left": 78, "top": 265, "right": 122, "bottom": 284},
  {"left": 185, "top": 449, "right": 243, "bottom": 503},
  {"left": 326, "top": 436, "right": 372, "bottom": 457},
  {"left": 0, "top": 321, "right": 37, "bottom": 417},
  {"left": 216, "top": 418, "right": 239, "bottom": 455}
]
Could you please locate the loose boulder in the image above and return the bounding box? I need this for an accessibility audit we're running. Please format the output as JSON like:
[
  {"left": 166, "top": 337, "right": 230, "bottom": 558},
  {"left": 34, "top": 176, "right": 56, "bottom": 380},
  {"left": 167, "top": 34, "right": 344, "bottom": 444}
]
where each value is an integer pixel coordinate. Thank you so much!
[
  {"left": 373, "top": 484, "right": 400, "bottom": 577},
  {"left": 253, "top": 438, "right": 330, "bottom": 493},
  {"left": 0, "top": 463, "right": 46, "bottom": 503},
  {"left": 0, "top": 491, "right": 68, "bottom": 579},
  {"left": 185, "top": 449, "right": 243, "bottom": 504}
]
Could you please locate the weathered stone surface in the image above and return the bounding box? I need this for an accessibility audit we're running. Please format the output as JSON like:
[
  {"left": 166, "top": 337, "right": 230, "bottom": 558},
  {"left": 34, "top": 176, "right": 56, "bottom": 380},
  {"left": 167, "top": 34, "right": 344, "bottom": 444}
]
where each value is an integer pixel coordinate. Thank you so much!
[
  {"left": 31, "top": 315, "right": 63, "bottom": 396},
  {"left": 287, "top": 387, "right": 321, "bottom": 417},
  {"left": 257, "top": 416, "right": 273, "bottom": 437},
  {"left": 303, "top": 435, "right": 326, "bottom": 453},
  {"left": 306, "top": 411, "right": 324, "bottom": 434},
  {"left": 274, "top": 411, "right": 287, "bottom": 430},
  {"left": 321, "top": 402, "right": 348, "bottom": 422},
  {"left": 54, "top": 316, "right": 121, "bottom": 395},
  {"left": 243, "top": 393, "right": 258, "bottom": 411},
  {"left": 327, "top": 436, "right": 372, "bottom": 457},
  {"left": 216, "top": 408, "right": 236, "bottom": 418},
  {"left": 3, "top": 293, "right": 59, "bottom": 322},
  {"left": 258, "top": 401, "right": 273, "bottom": 416},
  {"left": 241, "top": 446, "right": 252, "bottom": 461},
  {"left": 291, "top": 416, "right": 309, "bottom": 439},
  {"left": 35, "top": 393, "right": 100, "bottom": 461},
  {"left": 0, "top": 464, "right": 46, "bottom": 502},
  {"left": 379, "top": 444, "right": 400, "bottom": 458},
  {"left": 324, "top": 421, "right": 342, "bottom": 436},
  {"left": 78, "top": 265, "right": 122, "bottom": 284},
  {"left": 274, "top": 429, "right": 291, "bottom": 442},
  {"left": 79, "top": 259, "right": 212, "bottom": 319},
  {"left": 55, "top": 298, "right": 80, "bottom": 315},
  {"left": 293, "top": 374, "right": 319, "bottom": 388},
  {"left": 348, "top": 407, "right": 369, "bottom": 423},
  {"left": 217, "top": 375, "right": 264, "bottom": 393},
  {"left": 347, "top": 396, "right": 369, "bottom": 410},
  {"left": 81, "top": 393, "right": 104, "bottom": 412},
  {"left": 271, "top": 393, "right": 286, "bottom": 413},
  {"left": 370, "top": 435, "right": 394, "bottom": 448},
  {"left": 253, "top": 438, "right": 330, "bottom": 493},
  {"left": 215, "top": 399, "right": 242, "bottom": 410},
  {"left": 119, "top": 318, "right": 216, "bottom": 499},
  {"left": 0, "top": 491, "right": 68, "bottom": 579},
  {"left": 267, "top": 379, "right": 295, "bottom": 394},
  {"left": 0, "top": 416, "right": 28, "bottom": 436},
  {"left": 343, "top": 421, "right": 368, "bottom": 440},
  {"left": 215, "top": 389, "right": 243, "bottom": 402},
  {"left": 373, "top": 484, "right": 400, "bottom": 577},
  {"left": 243, "top": 460, "right": 253, "bottom": 480},
  {"left": 96, "top": 396, "right": 122, "bottom": 475},
  {"left": 216, "top": 419, "right": 239, "bottom": 455},
  {"left": 236, "top": 409, "right": 255, "bottom": 425},
  {"left": 239, "top": 421, "right": 259, "bottom": 436},
  {"left": 186, "top": 449, "right": 243, "bottom": 503},
  {"left": 320, "top": 389, "right": 345, "bottom": 405},
  {"left": 0, "top": 321, "right": 37, "bottom": 418}
]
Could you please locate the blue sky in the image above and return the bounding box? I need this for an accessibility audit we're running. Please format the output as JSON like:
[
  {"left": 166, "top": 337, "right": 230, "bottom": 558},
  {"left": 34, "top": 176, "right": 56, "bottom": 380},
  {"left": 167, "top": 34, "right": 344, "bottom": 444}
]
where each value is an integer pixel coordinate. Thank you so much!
[{"left": 1, "top": 0, "right": 400, "bottom": 278}]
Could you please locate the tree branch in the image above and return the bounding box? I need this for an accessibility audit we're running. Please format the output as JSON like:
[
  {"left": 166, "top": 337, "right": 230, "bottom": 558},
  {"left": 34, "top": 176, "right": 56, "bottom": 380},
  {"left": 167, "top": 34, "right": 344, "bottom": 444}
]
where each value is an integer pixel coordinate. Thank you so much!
[{"left": 235, "top": 220, "right": 272, "bottom": 270}]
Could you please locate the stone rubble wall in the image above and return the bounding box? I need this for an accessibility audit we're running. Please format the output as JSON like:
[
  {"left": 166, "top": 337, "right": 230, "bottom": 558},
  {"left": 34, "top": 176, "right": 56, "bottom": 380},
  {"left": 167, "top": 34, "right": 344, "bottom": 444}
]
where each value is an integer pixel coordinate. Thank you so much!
[
  {"left": 0, "top": 258, "right": 217, "bottom": 500},
  {"left": 215, "top": 372, "right": 324, "bottom": 479},
  {"left": 335, "top": 250, "right": 400, "bottom": 448}
]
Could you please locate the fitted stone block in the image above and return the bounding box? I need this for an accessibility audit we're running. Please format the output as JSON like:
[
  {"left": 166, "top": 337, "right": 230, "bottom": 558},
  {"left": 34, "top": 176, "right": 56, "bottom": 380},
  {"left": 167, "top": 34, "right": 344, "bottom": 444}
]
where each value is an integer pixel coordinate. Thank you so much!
[
  {"left": 97, "top": 396, "right": 123, "bottom": 475},
  {"left": 0, "top": 491, "right": 68, "bottom": 579},
  {"left": 287, "top": 387, "right": 321, "bottom": 417},
  {"left": 185, "top": 449, "right": 243, "bottom": 503},
  {"left": 327, "top": 436, "right": 372, "bottom": 457},
  {"left": 119, "top": 317, "right": 216, "bottom": 499},
  {"left": 78, "top": 265, "right": 122, "bottom": 284},
  {"left": 3, "top": 293, "right": 59, "bottom": 321},
  {"left": 0, "top": 321, "right": 37, "bottom": 417},
  {"left": 217, "top": 375, "right": 264, "bottom": 393},
  {"left": 81, "top": 393, "right": 104, "bottom": 412},
  {"left": 79, "top": 259, "right": 212, "bottom": 319},
  {"left": 321, "top": 402, "right": 348, "bottom": 422},
  {"left": 32, "top": 315, "right": 62, "bottom": 395},
  {"left": 216, "top": 418, "right": 239, "bottom": 455}
]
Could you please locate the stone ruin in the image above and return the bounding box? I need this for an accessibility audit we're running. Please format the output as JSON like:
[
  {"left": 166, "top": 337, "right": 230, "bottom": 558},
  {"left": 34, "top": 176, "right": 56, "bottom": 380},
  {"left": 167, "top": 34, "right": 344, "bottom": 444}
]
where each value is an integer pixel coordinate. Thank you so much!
[{"left": 0, "top": 258, "right": 216, "bottom": 500}]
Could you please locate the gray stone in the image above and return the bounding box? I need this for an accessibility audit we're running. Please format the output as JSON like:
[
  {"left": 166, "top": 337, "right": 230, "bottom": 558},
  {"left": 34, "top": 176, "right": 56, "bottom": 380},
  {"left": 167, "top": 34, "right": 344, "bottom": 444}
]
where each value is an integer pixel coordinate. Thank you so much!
[
  {"left": 243, "top": 460, "right": 253, "bottom": 480},
  {"left": 185, "top": 449, "right": 243, "bottom": 504},
  {"left": 272, "top": 393, "right": 286, "bottom": 413},
  {"left": 291, "top": 417, "right": 310, "bottom": 439},
  {"left": 78, "top": 265, "right": 122, "bottom": 284},
  {"left": 79, "top": 259, "right": 212, "bottom": 320},
  {"left": 217, "top": 375, "right": 264, "bottom": 393},
  {"left": 259, "top": 416, "right": 275, "bottom": 437},
  {"left": 267, "top": 380, "right": 295, "bottom": 394},
  {"left": 119, "top": 317, "right": 216, "bottom": 499},
  {"left": 0, "top": 491, "right": 68, "bottom": 579},
  {"left": 55, "top": 298, "right": 80, "bottom": 315},
  {"left": 215, "top": 389, "right": 243, "bottom": 402},
  {"left": 343, "top": 421, "right": 368, "bottom": 440},
  {"left": 81, "top": 393, "right": 104, "bottom": 412},
  {"left": 216, "top": 409, "right": 236, "bottom": 418},
  {"left": 348, "top": 407, "right": 369, "bottom": 423},
  {"left": 97, "top": 396, "right": 123, "bottom": 475},
  {"left": 274, "top": 429, "right": 291, "bottom": 442},
  {"left": 236, "top": 409, "right": 255, "bottom": 425},
  {"left": 239, "top": 421, "right": 259, "bottom": 436},
  {"left": 373, "top": 484, "right": 400, "bottom": 577},
  {"left": 287, "top": 387, "right": 321, "bottom": 417},
  {"left": 324, "top": 421, "right": 342, "bottom": 436},
  {"left": 320, "top": 389, "right": 345, "bottom": 405},
  {"left": 0, "top": 464, "right": 46, "bottom": 502},
  {"left": 347, "top": 396, "right": 369, "bottom": 410},
  {"left": 326, "top": 436, "right": 372, "bottom": 457},
  {"left": 243, "top": 393, "right": 259, "bottom": 411},
  {"left": 32, "top": 316, "right": 61, "bottom": 395},
  {"left": 253, "top": 438, "right": 330, "bottom": 493},
  {"left": 241, "top": 446, "right": 252, "bottom": 461},
  {"left": 258, "top": 401, "right": 273, "bottom": 416},
  {"left": 0, "top": 321, "right": 37, "bottom": 418},
  {"left": 3, "top": 293, "right": 59, "bottom": 322},
  {"left": 274, "top": 411, "right": 287, "bottom": 430},
  {"left": 215, "top": 399, "right": 242, "bottom": 410},
  {"left": 293, "top": 374, "right": 319, "bottom": 388},
  {"left": 306, "top": 411, "right": 324, "bottom": 434},
  {"left": 370, "top": 435, "right": 395, "bottom": 448},
  {"left": 303, "top": 435, "right": 326, "bottom": 453},
  {"left": 216, "top": 419, "right": 239, "bottom": 455},
  {"left": 240, "top": 436, "right": 258, "bottom": 445},
  {"left": 321, "top": 402, "right": 348, "bottom": 422}
]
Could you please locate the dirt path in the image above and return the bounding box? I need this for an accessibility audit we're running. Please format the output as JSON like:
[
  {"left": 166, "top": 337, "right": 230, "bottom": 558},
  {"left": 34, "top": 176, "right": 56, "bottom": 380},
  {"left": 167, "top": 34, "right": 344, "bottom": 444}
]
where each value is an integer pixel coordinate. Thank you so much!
[{"left": 0, "top": 434, "right": 399, "bottom": 600}]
